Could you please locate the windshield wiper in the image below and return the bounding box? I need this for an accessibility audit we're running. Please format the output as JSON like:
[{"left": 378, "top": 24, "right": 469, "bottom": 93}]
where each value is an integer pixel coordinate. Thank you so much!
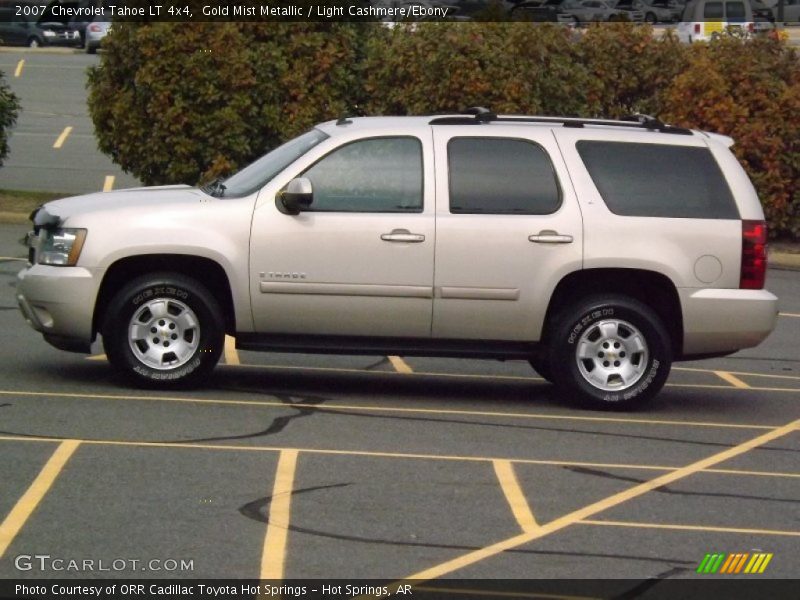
[{"left": 201, "top": 178, "right": 227, "bottom": 198}]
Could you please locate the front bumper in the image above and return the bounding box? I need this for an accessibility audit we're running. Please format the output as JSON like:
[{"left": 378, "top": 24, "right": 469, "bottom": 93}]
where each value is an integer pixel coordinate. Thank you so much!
[
  {"left": 17, "top": 264, "right": 103, "bottom": 353},
  {"left": 680, "top": 288, "right": 779, "bottom": 356}
]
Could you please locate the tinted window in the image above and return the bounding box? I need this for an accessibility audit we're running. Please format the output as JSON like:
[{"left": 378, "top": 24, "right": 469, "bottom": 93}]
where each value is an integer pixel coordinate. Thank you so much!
[
  {"left": 576, "top": 141, "right": 738, "bottom": 219},
  {"left": 704, "top": 1, "right": 723, "bottom": 17},
  {"left": 726, "top": 1, "right": 745, "bottom": 18},
  {"left": 448, "top": 138, "right": 561, "bottom": 215},
  {"left": 302, "top": 137, "right": 423, "bottom": 213}
]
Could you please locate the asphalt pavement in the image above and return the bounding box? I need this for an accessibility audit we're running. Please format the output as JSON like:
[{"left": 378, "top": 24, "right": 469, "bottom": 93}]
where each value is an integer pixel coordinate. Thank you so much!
[{"left": 0, "top": 50, "right": 140, "bottom": 194}]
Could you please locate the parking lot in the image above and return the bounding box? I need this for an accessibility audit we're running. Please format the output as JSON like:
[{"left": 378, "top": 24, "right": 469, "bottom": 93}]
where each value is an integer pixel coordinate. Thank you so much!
[{"left": 1, "top": 47, "right": 799, "bottom": 593}]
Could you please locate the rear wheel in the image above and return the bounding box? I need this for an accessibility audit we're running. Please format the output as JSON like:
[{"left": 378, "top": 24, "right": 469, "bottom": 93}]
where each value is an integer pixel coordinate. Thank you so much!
[
  {"left": 102, "top": 273, "right": 224, "bottom": 388},
  {"left": 548, "top": 295, "right": 671, "bottom": 410}
]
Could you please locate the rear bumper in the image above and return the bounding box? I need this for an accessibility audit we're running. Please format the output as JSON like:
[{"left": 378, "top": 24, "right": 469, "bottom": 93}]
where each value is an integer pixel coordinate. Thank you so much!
[
  {"left": 17, "top": 264, "right": 102, "bottom": 352},
  {"left": 680, "top": 288, "right": 779, "bottom": 356}
]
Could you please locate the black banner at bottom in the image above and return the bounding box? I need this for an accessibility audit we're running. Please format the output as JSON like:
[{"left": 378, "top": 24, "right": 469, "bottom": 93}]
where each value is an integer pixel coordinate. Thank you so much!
[{"left": 2, "top": 579, "right": 799, "bottom": 600}]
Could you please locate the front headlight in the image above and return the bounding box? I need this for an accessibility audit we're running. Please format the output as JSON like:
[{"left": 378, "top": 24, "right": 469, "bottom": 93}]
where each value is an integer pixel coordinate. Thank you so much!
[{"left": 39, "top": 229, "right": 87, "bottom": 266}]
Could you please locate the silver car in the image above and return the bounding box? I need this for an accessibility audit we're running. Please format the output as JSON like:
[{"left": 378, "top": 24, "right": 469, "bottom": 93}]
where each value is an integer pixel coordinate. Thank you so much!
[
  {"left": 84, "top": 19, "right": 110, "bottom": 54},
  {"left": 564, "top": 0, "right": 644, "bottom": 21}
]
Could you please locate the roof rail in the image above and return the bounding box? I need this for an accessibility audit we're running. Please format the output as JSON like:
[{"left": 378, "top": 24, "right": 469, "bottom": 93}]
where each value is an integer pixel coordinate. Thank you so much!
[{"left": 429, "top": 108, "right": 692, "bottom": 135}]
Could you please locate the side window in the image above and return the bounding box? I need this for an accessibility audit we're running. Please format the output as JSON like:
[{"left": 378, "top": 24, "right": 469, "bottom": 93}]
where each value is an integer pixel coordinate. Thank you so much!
[
  {"left": 725, "top": 1, "right": 746, "bottom": 19},
  {"left": 448, "top": 138, "right": 561, "bottom": 215},
  {"left": 704, "top": 1, "right": 724, "bottom": 17},
  {"left": 301, "top": 137, "right": 423, "bottom": 213},
  {"left": 576, "top": 141, "right": 739, "bottom": 219}
]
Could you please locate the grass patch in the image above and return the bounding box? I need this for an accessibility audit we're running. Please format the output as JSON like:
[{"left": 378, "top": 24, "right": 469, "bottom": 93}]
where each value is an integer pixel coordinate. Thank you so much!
[{"left": 0, "top": 189, "right": 64, "bottom": 215}]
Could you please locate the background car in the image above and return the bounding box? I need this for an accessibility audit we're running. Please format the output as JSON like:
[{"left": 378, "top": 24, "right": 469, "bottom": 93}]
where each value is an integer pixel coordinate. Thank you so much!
[
  {"left": 620, "top": 0, "right": 677, "bottom": 21},
  {"left": 84, "top": 18, "right": 109, "bottom": 53},
  {"left": 564, "top": 0, "right": 643, "bottom": 21},
  {"left": 0, "top": 8, "right": 81, "bottom": 47}
]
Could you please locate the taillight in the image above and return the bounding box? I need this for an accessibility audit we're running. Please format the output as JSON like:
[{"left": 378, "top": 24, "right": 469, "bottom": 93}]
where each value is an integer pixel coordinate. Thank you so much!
[
  {"left": 694, "top": 23, "right": 701, "bottom": 34},
  {"left": 741, "top": 220, "right": 767, "bottom": 289},
  {"left": 748, "top": 22, "right": 754, "bottom": 33},
  {"left": 89, "top": 24, "right": 101, "bottom": 32}
]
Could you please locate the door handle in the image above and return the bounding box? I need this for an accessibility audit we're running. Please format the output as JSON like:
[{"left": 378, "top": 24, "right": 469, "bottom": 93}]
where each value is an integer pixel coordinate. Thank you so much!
[
  {"left": 381, "top": 229, "right": 425, "bottom": 243},
  {"left": 528, "top": 230, "right": 574, "bottom": 244}
]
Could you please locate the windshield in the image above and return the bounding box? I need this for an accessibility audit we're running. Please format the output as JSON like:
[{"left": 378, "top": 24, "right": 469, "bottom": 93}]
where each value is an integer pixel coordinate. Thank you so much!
[{"left": 213, "top": 128, "right": 329, "bottom": 198}]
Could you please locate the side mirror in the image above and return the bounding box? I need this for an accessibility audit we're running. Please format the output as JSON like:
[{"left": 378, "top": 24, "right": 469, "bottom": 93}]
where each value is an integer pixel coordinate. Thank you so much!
[{"left": 277, "top": 177, "right": 313, "bottom": 215}]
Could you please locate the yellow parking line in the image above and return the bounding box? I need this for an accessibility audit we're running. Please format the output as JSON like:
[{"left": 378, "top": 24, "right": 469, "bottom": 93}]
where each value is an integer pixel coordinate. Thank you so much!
[
  {"left": 86, "top": 354, "right": 107, "bottom": 361},
  {"left": 102, "top": 175, "right": 115, "bottom": 192},
  {"left": 714, "top": 371, "right": 751, "bottom": 389},
  {"left": 52, "top": 126, "right": 73, "bottom": 149},
  {"left": 0, "top": 388, "right": 778, "bottom": 430},
  {"left": 493, "top": 460, "right": 539, "bottom": 533},
  {"left": 779, "top": 312, "right": 800, "bottom": 318},
  {"left": 386, "top": 418, "right": 799, "bottom": 586},
  {"left": 0, "top": 257, "right": 26, "bottom": 262},
  {"left": 14, "top": 59, "right": 24, "bottom": 78},
  {"left": 1, "top": 434, "right": 799, "bottom": 480},
  {"left": 388, "top": 356, "right": 413, "bottom": 374},
  {"left": 0, "top": 439, "right": 80, "bottom": 558},
  {"left": 224, "top": 335, "right": 240, "bottom": 366},
  {"left": 579, "top": 519, "right": 800, "bottom": 537},
  {"left": 675, "top": 366, "right": 800, "bottom": 381},
  {"left": 259, "top": 449, "right": 298, "bottom": 582}
]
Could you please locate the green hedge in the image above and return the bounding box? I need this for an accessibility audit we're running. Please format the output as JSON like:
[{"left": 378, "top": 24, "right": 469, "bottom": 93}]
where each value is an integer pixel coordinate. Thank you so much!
[
  {"left": 88, "top": 23, "right": 799, "bottom": 239},
  {"left": 0, "top": 70, "right": 20, "bottom": 167}
]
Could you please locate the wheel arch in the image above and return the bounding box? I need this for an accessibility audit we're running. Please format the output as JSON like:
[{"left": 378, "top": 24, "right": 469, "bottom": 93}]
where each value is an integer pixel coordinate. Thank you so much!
[
  {"left": 93, "top": 254, "right": 236, "bottom": 338},
  {"left": 542, "top": 268, "right": 683, "bottom": 356}
]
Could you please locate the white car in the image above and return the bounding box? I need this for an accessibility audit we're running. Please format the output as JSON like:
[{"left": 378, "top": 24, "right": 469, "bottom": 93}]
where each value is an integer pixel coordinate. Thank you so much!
[
  {"left": 676, "top": 0, "right": 754, "bottom": 42},
  {"left": 18, "top": 110, "right": 777, "bottom": 409}
]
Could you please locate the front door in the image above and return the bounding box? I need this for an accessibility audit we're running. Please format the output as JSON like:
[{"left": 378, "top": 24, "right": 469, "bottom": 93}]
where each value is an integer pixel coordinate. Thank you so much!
[{"left": 249, "top": 133, "right": 435, "bottom": 338}]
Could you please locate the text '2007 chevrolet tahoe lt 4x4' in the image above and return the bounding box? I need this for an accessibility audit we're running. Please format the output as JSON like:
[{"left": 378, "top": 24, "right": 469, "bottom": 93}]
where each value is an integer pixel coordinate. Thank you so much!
[{"left": 17, "top": 109, "right": 779, "bottom": 410}]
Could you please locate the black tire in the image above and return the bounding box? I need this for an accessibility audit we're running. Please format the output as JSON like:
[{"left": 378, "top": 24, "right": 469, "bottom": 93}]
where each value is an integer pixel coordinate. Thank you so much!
[
  {"left": 528, "top": 356, "right": 554, "bottom": 383},
  {"left": 645, "top": 12, "right": 656, "bottom": 23},
  {"left": 85, "top": 43, "right": 97, "bottom": 54},
  {"left": 102, "top": 273, "right": 224, "bottom": 388},
  {"left": 548, "top": 295, "right": 671, "bottom": 410}
]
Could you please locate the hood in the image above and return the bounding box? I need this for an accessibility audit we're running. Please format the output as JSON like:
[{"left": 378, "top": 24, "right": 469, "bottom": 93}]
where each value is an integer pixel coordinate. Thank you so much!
[{"left": 39, "top": 185, "right": 207, "bottom": 224}]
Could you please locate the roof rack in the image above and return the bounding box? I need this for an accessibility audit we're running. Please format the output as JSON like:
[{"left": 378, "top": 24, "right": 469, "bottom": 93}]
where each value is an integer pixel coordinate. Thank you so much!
[{"left": 429, "top": 108, "right": 693, "bottom": 135}]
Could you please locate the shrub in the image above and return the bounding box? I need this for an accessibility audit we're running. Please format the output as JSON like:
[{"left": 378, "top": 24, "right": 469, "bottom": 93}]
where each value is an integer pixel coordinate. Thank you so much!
[
  {"left": 576, "top": 23, "right": 688, "bottom": 117},
  {"left": 0, "top": 70, "right": 20, "bottom": 167},
  {"left": 89, "top": 22, "right": 371, "bottom": 185},
  {"left": 363, "top": 22, "right": 591, "bottom": 116}
]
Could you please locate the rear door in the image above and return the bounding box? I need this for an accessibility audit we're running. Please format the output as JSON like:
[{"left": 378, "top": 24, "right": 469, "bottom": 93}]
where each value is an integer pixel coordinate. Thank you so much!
[{"left": 431, "top": 126, "right": 583, "bottom": 342}]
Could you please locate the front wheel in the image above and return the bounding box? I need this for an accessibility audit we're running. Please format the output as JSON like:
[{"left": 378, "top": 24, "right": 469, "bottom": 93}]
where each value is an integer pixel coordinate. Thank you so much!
[
  {"left": 548, "top": 295, "right": 672, "bottom": 410},
  {"left": 102, "top": 273, "right": 224, "bottom": 388},
  {"left": 28, "top": 37, "right": 41, "bottom": 48}
]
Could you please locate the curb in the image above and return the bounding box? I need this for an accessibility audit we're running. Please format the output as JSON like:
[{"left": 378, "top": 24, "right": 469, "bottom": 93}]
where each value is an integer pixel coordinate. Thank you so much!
[
  {"left": 769, "top": 251, "right": 800, "bottom": 271},
  {"left": 0, "top": 47, "right": 83, "bottom": 55}
]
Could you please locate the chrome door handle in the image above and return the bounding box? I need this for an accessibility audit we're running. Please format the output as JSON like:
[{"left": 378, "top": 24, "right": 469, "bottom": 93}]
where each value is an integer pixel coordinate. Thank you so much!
[
  {"left": 528, "top": 230, "right": 573, "bottom": 244},
  {"left": 381, "top": 229, "right": 425, "bottom": 243}
]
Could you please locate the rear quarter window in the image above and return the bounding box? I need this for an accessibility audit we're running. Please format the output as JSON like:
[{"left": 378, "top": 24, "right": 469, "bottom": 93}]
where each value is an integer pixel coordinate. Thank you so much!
[{"left": 576, "top": 141, "right": 739, "bottom": 219}]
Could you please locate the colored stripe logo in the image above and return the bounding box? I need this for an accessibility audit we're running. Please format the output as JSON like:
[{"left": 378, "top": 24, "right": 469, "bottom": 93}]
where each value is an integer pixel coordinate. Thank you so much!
[{"left": 697, "top": 552, "right": 773, "bottom": 574}]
